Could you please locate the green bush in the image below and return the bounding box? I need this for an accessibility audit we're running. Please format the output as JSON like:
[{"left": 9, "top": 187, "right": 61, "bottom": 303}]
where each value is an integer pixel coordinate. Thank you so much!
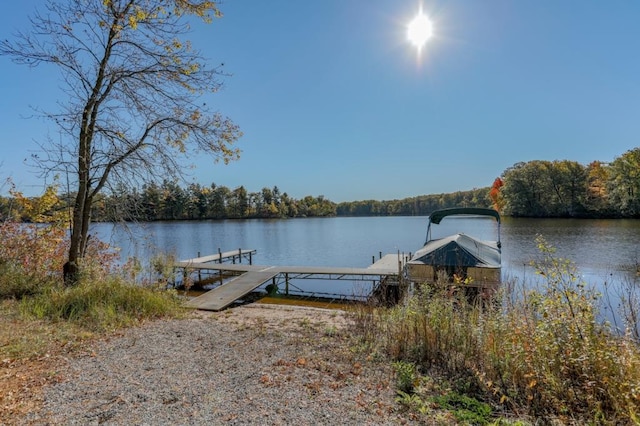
[
  {"left": 433, "top": 392, "right": 492, "bottom": 425},
  {"left": 393, "top": 360, "right": 418, "bottom": 394}
]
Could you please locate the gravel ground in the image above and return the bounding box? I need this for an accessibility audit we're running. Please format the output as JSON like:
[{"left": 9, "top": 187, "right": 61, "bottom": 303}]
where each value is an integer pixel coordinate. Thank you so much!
[{"left": 17, "top": 304, "right": 421, "bottom": 425}]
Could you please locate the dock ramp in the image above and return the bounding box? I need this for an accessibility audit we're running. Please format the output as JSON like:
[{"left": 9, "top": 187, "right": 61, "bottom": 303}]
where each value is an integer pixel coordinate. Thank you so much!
[{"left": 184, "top": 268, "right": 278, "bottom": 311}]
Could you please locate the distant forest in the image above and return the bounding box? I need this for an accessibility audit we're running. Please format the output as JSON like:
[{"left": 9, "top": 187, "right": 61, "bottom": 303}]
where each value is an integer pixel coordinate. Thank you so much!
[
  {"left": 497, "top": 146, "right": 640, "bottom": 218},
  {"left": 0, "top": 181, "right": 492, "bottom": 222},
  {"left": 90, "top": 184, "right": 492, "bottom": 220},
  {"left": 1, "top": 147, "right": 639, "bottom": 221}
]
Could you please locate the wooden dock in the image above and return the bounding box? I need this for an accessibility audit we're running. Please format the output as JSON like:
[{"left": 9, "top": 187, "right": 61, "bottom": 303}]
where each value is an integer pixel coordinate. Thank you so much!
[
  {"left": 184, "top": 267, "right": 278, "bottom": 311},
  {"left": 180, "top": 248, "right": 256, "bottom": 265},
  {"left": 176, "top": 251, "right": 406, "bottom": 311}
]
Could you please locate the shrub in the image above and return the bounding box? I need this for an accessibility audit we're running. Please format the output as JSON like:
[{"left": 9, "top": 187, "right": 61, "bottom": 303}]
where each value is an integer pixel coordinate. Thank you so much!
[
  {"left": 0, "top": 221, "right": 67, "bottom": 297},
  {"left": 0, "top": 189, "right": 68, "bottom": 297},
  {"left": 0, "top": 184, "right": 121, "bottom": 299}
]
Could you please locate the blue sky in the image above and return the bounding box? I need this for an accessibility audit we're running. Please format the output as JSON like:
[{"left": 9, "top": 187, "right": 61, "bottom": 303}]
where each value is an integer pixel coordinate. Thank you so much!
[{"left": 1, "top": 1, "right": 639, "bottom": 202}]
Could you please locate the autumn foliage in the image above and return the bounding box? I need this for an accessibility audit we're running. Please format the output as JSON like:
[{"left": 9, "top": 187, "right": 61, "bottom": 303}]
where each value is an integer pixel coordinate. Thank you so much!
[
  {"left": 489, "top": 177, "right": 503, "bottom": 212},
  {"left": 0, "top": 184, "right": 118, "bottom": 298},
  {"left": 0, "top": 185, "right": 66, "bottom": 296}
]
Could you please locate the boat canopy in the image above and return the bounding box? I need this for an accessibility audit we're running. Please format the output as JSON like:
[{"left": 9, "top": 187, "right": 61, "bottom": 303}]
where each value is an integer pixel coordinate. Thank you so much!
[
  {"left": 429, "top": 207, "right": 500, "bottom": 225},
  {"left": 425, "top": 207, "right": 501, "bottom": 247},
  {"left": 409, "top": 233, "right": 501, "bottom": 268}
]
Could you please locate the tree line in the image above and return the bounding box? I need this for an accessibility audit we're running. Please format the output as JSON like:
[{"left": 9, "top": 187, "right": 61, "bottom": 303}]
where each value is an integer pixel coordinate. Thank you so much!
[
  {"left": 0, "top": 181, "right": 490, "bottom": 222},
  {"left": 2, "top": 146, "right": 639, "bottom": 222},
  {"left": 0, "top": 182, "right": 337, "bottom": 222},
  {"left": 92, "top": 182, "right": 337, "bottom": 221},
  {"left": 335, "top": 146, "right": 640, "bottom": 218},
  {"left": 497, "top": 147, "right": 640, "bottom": 218},
  {"left": 336, "top": 187, "right": 491, "bottom": 216}
]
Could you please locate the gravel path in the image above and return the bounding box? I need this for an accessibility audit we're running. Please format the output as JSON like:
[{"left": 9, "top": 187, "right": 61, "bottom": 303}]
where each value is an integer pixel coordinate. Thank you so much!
[{"left": 19, "top": 304, "right": 418, "bottom": 425}]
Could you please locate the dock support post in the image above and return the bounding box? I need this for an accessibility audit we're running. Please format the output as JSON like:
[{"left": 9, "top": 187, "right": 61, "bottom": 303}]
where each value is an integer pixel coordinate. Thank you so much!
[
  {"left": 218, "top": 248, "right": 222, "bottom": 263},
  {"left": 238, "top": 248, "right": 242, "bottom": 263},
  {"left": 249, "top": 252, "right": 253, "bottom": 265},
  {"left": 197, "top": 252, "right": 201, "bottom": 281},
  {"left": 285, "top": 273, "right": 289, "bottom": 296}
]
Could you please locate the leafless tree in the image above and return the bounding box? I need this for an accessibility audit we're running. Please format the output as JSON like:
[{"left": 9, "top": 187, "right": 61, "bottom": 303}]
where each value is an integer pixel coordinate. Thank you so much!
[{"left": 1, "top": 0, "right": 242, "bottom": 283}]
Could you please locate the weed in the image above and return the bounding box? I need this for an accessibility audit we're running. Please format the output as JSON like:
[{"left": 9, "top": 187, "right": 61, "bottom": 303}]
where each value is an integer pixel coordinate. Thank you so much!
[
  {"left": 486, "top": 420, "right": 531, "bottom": 426},
  {"left": 149, "top": 252, "right": 178, "bottom": 288},
  {"left": 433, "top": 392, "right": 492, "bottom": 424},
  {"left": 324, "top": 325, "right": 338, "bottom": 337},
  {"left": 0, "top": 262, "right": 56, "bottom": 299},
  {"left": 393, "top": 360, "right": 418, "bottom": 394},
  {"left": 297, "top": 317, "right": 312, "bottom": 329},
  {"left": 265, "top": 283, "right": 279, "bottom": 296},
  {"left": 395, "top": 390, "right": 430, "bottom": 414}
]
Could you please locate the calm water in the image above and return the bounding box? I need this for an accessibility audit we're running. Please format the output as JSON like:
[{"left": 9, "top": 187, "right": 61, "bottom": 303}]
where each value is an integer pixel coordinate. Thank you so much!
[{"left": 93, "top": 216, "right": 640, "bottom": 291}]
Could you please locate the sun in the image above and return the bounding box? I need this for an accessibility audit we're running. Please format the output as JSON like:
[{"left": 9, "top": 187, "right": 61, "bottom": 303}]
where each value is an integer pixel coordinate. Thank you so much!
[{"left": 407, "top": 7, "right": 433, "bottom": 52}]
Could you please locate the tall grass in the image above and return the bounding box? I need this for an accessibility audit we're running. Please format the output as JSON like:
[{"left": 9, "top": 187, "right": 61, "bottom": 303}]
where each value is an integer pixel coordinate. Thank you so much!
[
  {"left": 354, "top": 237, "right": 640, "bottom": 424},
  {"left": 0, "top": 262, "right": 57, "bottom": 299},
  {"left": 21, "top": 277, "right": 182, "bottom": 331},
  {"left": 2, "top": 251, "right": 184, "bottom": 362}
]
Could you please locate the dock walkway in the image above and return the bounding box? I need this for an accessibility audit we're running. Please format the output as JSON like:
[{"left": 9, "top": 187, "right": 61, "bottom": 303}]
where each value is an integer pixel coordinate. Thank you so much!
[
  {"left": 184, "top": 267, "right": 278, "bottom": 311},
  {"left": 181, "top": 249, "right": 256, "bottom": 265},
  {"left": 176, "top": 251, "right": 406, "bottom": 311}
]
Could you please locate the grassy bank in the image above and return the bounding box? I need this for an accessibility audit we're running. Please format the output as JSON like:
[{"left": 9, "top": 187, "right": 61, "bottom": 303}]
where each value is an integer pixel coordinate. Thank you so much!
[
  {"left": 1, "top": 275, "right": 183, "bottom": 361},
  {"left": 352, "top": 237, "right": 640, "bottom": 424}
]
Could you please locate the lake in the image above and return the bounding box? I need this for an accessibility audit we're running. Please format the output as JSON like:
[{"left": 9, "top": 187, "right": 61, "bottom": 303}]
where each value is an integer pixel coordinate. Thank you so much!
[{"left": 93, "top": 216, "right": 640, "bottom": 294}]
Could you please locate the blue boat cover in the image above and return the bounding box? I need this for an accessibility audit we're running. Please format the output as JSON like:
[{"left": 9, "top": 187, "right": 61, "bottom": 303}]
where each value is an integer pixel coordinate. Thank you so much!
[{"left": 409, "top": 233, "right": 501, "bottom": 268}]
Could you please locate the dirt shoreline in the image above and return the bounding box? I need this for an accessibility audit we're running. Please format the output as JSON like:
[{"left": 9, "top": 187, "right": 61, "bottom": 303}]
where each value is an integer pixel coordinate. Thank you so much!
[{"left": 3, "top": 304, "right": 438, "bottom": 425}]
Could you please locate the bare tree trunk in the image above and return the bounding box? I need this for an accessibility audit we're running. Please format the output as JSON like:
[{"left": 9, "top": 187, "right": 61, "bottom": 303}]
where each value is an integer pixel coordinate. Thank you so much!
[
  {"left": 65, "top": 184, "right": 87, "bottom": 285},
  {"left": 79, "top": 194, "right": 93, "bottom": 258},
  {"left": 65, "top": 103, "right": 93, "bottom": 285}
]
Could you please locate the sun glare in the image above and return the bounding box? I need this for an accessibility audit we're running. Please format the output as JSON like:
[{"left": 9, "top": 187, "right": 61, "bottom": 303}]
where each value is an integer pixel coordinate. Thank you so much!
[{"left": 407, "top": 7, "right": 433, "bottom": 52}]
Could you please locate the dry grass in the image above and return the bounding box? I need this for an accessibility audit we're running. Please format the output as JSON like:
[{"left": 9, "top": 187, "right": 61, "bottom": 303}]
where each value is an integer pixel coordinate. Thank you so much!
[{"left": 351, "top": 237, "right": 640, "bottom": 424}]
